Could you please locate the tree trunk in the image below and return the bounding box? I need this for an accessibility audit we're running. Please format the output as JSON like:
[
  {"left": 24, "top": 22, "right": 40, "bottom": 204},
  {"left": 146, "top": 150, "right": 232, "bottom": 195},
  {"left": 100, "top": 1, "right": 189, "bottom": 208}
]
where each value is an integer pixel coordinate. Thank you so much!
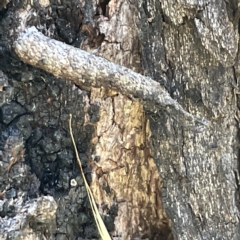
[{"left": 0, "top": 0, "right": 240, "bottom": 240}]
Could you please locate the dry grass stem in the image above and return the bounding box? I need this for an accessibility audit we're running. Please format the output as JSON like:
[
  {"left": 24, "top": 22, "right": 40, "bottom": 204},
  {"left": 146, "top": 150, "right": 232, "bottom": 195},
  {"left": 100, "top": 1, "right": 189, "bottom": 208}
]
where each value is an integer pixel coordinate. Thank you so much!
[{"left": 69, "top": 114, "right": 111, "bottom": 240}]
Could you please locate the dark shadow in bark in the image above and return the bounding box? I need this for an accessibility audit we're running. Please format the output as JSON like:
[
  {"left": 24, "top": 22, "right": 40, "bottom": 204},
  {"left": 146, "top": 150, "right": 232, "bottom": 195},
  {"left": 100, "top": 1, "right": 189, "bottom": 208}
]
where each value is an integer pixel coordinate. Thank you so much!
[{"left": 0, "top": 48, "right": 104, "bottom": 238}]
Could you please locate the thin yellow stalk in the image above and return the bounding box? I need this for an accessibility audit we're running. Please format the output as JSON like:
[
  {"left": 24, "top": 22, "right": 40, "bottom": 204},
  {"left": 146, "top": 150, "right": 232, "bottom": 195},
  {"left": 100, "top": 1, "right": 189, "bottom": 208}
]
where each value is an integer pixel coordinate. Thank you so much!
[{"left": 69, "top": 114, "right": 112, "bottom": 240}]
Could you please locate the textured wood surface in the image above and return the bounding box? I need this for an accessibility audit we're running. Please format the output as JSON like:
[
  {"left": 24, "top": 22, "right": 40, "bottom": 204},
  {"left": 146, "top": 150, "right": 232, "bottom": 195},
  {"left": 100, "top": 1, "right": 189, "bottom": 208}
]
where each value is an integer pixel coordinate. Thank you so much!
[{"left": 14, "top": 27, "right": 208, "bottom": 131}]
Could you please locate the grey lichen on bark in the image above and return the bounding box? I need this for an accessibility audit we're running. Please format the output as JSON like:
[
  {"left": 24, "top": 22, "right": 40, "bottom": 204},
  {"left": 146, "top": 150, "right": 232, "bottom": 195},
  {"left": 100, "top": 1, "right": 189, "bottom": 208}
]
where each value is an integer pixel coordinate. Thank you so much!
[
  {"left": 14, "top": 27, "right": 209, "bottom": 131},
  {"left": 0, "top": 196, "right": 57, "bottom": 239},
  {"left": 161, "top": 0, "right": 238, "bottom": 67}
]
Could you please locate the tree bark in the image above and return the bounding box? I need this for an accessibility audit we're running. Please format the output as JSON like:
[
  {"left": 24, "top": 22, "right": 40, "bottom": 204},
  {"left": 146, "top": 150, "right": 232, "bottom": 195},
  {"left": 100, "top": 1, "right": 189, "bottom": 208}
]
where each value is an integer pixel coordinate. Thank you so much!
[
  {"left": 14, "top": 26, "right": 208, "bottom": 131},
  {"left": 0, "top": 0, "right": 240, "bottom": 239}
]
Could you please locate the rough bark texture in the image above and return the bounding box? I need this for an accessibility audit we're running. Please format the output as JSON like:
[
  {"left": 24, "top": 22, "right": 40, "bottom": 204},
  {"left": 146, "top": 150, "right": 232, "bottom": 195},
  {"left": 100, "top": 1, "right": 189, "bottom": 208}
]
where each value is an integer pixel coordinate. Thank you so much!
[
  {"left": 1, "top": 0, "right": 173, "bottom": 239},
  {"left": 1, "top": 0, "right": 240, "bottom": 240},
  {"left": 14, "top": 27, "right": 208, "bottom": 131},
  {"left": 137, "top": 0, "right": 240, "bottom": 239}
]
